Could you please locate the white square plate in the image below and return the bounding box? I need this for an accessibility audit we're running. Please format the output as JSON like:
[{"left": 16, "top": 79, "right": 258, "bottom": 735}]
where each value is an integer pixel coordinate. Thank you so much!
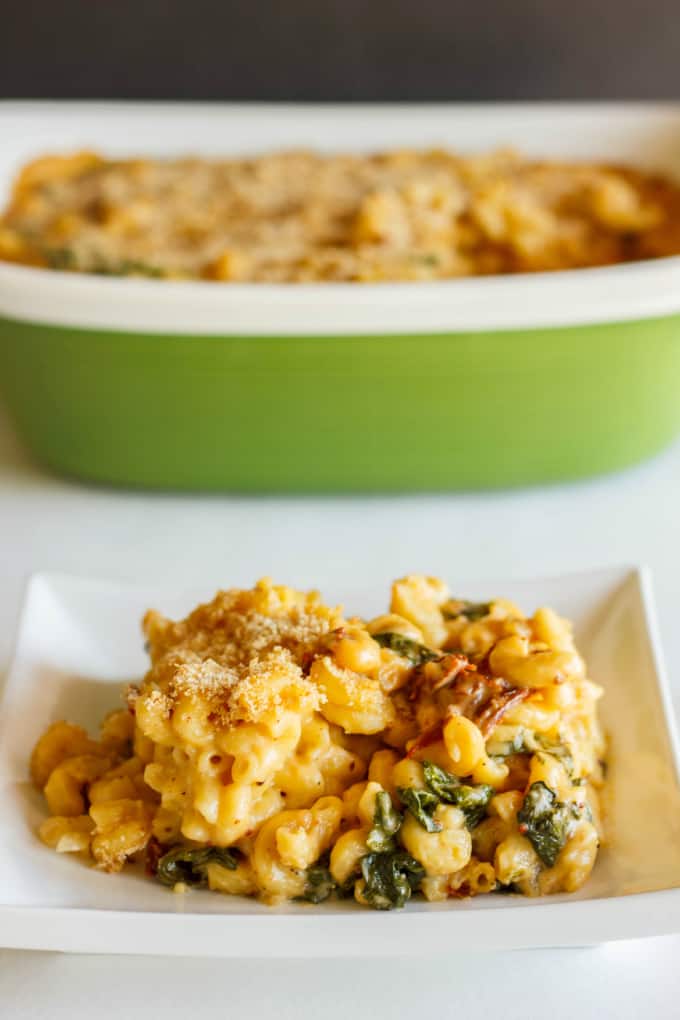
[{"left": 1, "top": 567, "right": 680, "bottom": 957}]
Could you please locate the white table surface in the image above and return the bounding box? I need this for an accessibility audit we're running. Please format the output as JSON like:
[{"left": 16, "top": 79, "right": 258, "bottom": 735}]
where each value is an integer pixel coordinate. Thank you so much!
[{"left": 1, "top": 401, "right": 679, "bottom": 1018}]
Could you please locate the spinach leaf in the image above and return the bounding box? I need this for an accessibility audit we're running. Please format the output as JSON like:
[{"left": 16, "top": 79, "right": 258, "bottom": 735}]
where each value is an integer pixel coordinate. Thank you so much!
[
  {"left": 447, "top": 783, "right": 495, "bottom": 829},
  {"left": 44, "top": 246, "right": 77, "bottom": 270},
  {"left": 443, "top": 600, "right": 492, "bottom": 621},
  {"left": 156, "top": 845, "right": 238, "bottom": 888},
  {"left": 366, "top": 790, "right": 403, "bottom": 852},
  {"left": 517, "top": 781, "right": 579, "bottom": 867},
  {"left": 422, "top": 759, "right": 461, "bottom": 800},
  {"left": 372, "top": 632, "right": 439, "bottom": 667},
  {"left": 487, "top": 728, "right": 534, "bottom": 758},
  {"left": 298, "top": 852, "right": 359, "bottom": 903},
  {"left": 397, "top": 786, "right": 442, "bottom": 832},
  {"left": 301, "top": 862, "right": 337, "bottom": 903},
  {"left": 486, "top": 731, "right": 574, "bottom": 779},
  {"left": 535, "top": 738, "right": 574, "bottom": 778},
  {"left": 360, "top": 851, "right": 425, "bottom": 910},
  {"left": 93, "top": 258, "right": 164, "bottom": 278},
  {"left": 412, "top": 253, "right": 439, "bottom": 267},
  {"left": 422, "top": 760, "right": 494, "bottom": 829}
]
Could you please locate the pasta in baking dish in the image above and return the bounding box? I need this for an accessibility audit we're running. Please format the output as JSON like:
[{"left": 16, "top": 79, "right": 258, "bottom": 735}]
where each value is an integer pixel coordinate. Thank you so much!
[
  {"left": 31, "top": 576, "right": 605, "bottom": 909},
  {"left": 3, "top": 148, "right": 680, "bottom": 281}
]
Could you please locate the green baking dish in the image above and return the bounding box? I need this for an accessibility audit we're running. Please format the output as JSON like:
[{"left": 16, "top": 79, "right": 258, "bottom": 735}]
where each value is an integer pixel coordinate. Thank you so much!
[
  {"left": 2, "top": 101, "right": 680, "bottom": 491},
  {"left": 1, "top": 312, "right": 680, "bottom": 491}
]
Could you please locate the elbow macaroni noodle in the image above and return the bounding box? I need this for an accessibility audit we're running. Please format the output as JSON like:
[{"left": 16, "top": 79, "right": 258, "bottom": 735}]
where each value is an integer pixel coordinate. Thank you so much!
[{"left": 30, "top": 575, "right": 605, "bottom": 909}]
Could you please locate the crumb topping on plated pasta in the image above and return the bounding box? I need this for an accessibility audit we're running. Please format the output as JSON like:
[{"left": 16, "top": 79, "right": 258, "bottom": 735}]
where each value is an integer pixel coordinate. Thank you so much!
[
  {"left": 2, "top": 148, "right": 680, "bottom": 282},
  {"left": 31, "top": 576, "right": 606, "bottom": 908}
]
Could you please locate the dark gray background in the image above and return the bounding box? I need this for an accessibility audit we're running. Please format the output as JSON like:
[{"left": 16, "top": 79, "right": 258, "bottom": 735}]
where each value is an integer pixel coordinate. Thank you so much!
[{"left": 2, "top": 0, "right": 679, "bottom": 100}]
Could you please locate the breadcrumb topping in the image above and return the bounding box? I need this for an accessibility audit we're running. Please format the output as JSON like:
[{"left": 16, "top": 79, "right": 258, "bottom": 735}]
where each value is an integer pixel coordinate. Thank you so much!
[
  {"left": 4, "top": 148, "right": 680, "bottom": 281},
  {"left": 138, "top": 578, "right": 344, "bottom": 726}
]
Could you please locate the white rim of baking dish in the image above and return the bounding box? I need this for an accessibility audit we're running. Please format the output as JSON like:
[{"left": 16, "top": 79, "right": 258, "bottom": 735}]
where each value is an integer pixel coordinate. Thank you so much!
[
  {"left": 3, "top": 256, "right": 680, "bottom": 335},
  {"left": 3, "top": 100, "right": 680, "bottom": 335}
]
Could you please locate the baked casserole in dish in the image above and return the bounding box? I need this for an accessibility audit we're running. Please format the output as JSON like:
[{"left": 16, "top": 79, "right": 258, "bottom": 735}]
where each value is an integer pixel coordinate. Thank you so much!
[{"left": 1, "top": 102, "right": 680, "bottom": 490}]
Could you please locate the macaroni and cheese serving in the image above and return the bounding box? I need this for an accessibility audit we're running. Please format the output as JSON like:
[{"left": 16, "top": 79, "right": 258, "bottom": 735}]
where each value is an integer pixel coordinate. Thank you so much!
[
  {"left": 3, "top": 148, "right": 680, "bottom": 281},
  {"left": 31, "top": 577, "right": 605, "bottom": 909}
]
